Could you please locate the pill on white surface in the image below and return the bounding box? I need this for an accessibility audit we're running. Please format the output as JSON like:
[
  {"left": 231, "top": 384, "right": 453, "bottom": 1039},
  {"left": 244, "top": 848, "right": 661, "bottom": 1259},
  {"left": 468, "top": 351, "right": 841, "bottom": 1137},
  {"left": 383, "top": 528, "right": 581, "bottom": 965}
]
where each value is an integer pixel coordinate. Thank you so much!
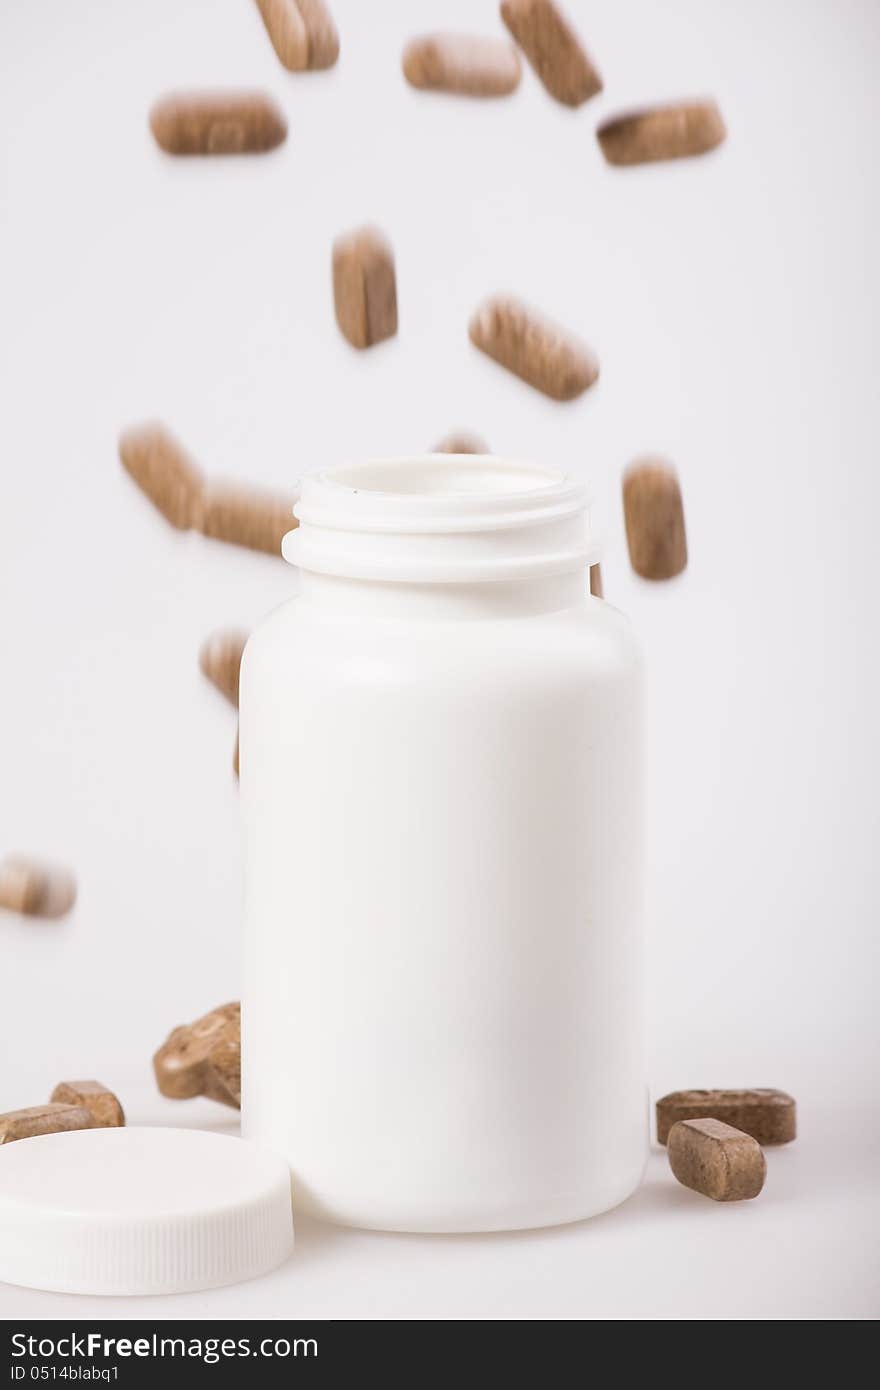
[
  {"left": 657, "top": 1089, "right": 796, "bottom": 1145},
  {"left": 50, "top": 1081, "right": 125, "bottom": 1128},
  {"left": 668, "top": 1118, "right": 766, "bottom": 1201},
  {"left": 153, "top": 1002, "right": 241, "bottom": 1109},
  {"left": 0, "top": 1104, "right": 97, "bottom": 1145}
]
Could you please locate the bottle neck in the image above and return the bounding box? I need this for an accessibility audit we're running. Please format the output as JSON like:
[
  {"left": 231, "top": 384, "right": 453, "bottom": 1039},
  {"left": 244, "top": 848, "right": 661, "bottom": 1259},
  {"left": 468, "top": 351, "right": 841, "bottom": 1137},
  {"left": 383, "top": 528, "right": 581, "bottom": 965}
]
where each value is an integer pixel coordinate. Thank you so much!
[
  {"left": 284, "top": 456, "right": 594, "bottom": 598},
  {"left": 296, "top": 568, "right": 588, "bottom": 620}
]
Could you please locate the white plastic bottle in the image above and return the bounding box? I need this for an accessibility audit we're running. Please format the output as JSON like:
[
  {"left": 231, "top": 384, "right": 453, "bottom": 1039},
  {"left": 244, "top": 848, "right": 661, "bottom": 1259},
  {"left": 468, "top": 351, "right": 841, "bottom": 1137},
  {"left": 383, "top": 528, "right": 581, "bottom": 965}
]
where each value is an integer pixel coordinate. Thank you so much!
[{"left": 240, "top": 457, "right": 646, "bottom": 1232}]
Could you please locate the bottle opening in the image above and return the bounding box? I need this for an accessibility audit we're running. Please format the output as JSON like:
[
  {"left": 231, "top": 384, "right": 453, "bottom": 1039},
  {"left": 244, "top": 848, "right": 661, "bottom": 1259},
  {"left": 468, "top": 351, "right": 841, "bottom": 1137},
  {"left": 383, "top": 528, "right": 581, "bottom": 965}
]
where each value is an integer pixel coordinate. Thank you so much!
[
  {"left": 324, "top": 457, "right": 564, "bottom": 499},
  {"left": 286, "top": 455, "right": 593, "bottom": 584}
]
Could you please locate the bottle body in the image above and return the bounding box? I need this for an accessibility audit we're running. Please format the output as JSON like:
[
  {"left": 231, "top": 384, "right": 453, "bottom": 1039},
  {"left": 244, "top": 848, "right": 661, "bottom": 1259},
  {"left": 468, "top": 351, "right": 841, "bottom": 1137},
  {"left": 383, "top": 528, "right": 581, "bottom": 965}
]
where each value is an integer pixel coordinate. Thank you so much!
[{"left": 242, "top": 590, "right": 645, "bottom": 1231}]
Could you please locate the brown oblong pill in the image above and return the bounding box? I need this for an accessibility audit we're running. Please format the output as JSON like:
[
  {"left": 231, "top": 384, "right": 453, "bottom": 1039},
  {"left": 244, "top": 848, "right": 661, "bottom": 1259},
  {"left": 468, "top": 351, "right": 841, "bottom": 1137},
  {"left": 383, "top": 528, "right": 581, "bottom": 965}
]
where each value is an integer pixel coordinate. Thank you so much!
[
  {"left": 203, "top": 1031, "right": 242, "bottom": 1109},
  {"left": 255, "top": 0, "right": 339, "bottom": 72},
  {"left": 622, "top": 459, "right": 687, "bottom": 580},
  {"left": 589, "top": 563, "right": 603, "bottom": 598},
  {"left": 403, "top": 34, "right": 521, "bottom": 97},
  {"left": 0, "top": 1104, "right": 97, "bottom": 1145},
  {"left": 469, "top": 296, "right": 598, "bottom": 402},
  {"left": 199, "top": 630, "right": 249, "bottom": 709},
  {"left": 296, "top": 0, "right": 339, "bottom": 69},
  {"left": 254, "top": 0, "right": 308, "bottom": 70},
  {"left": 500, "top": 0, "right": 601, "bottom": 107},
  {"left": 668, "top": 1118, "right": 766, "bottom": 1201},
  {"left": 153, "top": 1002, "right": 240, "bottom": 1102},
  {"left": 119, "top": 422, "right": 204, "bottom": 531},
  {"left": 233, "top": 726, "right": 240, "bottom": 779},
  {"left": 597, "top": 100, "right": 726, "bottom": 167},
  {"left": 149, "top": 91, "right": 287, "bottom": 156},
  {"left": 332, "top": 226, "right": 398, "bottom": 350},
  {"left": 657, "top": 1089, "right": 796, "bottom": 1146},
  {"left": 432, "top": 430, "right": 489, "bottom": 455},
  {"left": 0, "top": 857, "right": 77, "bottom": 920},
  {"left": 50, "top": 1081, "right": 125, "bottom": 1128},
  {"left": 200, "top": 482, "right": 297, "bottom": 558}
]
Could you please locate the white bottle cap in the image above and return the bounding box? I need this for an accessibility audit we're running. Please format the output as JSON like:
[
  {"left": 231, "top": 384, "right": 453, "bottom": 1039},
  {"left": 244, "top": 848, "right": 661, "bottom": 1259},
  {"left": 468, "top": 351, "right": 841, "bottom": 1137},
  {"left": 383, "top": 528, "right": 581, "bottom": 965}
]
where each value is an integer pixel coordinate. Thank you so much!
[{"left": 0, "top": 1127, "right": 294, "bottom": 1295}]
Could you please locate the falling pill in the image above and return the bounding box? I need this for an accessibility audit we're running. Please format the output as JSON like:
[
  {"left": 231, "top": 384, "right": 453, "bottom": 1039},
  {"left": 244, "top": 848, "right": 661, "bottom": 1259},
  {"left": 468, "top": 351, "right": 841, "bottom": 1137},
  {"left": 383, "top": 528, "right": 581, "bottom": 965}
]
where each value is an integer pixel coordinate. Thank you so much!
[
  {"left": 119, "top": 423, "right": 297, "bottom": 558},
  {"left": 0, "top": 857, "right": 77, "bottom": 920},
  {"left": 118, "top": 422, "right": 204, "bottom": 531},
  {"left": 199, "top": 631, "right": 249, "bottom": 709},
  {"left": 200, "top": 482, "right": 296, "bottom": 558},
  {"left": 296, "top": 0, "right": 339, "bottom": 69},
  {"left": 500, "top": 0, "right": 601, "bottom": 108},
  {"left": 589, "top": 563, "right": 603, "bottom": 598},
  {"left": 597, "top": 100, "right": 726, "bottom": 167},
  {"left": 668, "top": 1118, "right": 766, "bottom": 1201},
  {"left": 622, "top": 459, "right": 687, "bottom": 580},
  {"left": 469, "top": 296, "right": 598, "bottom": 402},
  {"left": 403, "top": 34, "right": 521, "bottom": 98},
  {"left": 255, "top": 0, "right": 308, "bottom": 71},
  {"left": 254, "top": 0, "right": 339, "bottom": 72},
  {"left": 432, "top": 430, "right": 489, "bottom": 455},
  {"left": 149, "top": 92, "right": 287, "bottom": 156},
  {"left": 332, "top": 226, "right": 398, "bottom": 350}
]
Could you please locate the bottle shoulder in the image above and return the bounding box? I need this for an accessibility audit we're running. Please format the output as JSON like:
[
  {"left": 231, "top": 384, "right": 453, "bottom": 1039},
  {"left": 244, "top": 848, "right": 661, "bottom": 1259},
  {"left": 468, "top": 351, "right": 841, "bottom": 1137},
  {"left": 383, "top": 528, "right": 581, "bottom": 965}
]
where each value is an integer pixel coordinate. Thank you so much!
[{"left": 243, "top": 595, "right": 640, "bottom": 697}]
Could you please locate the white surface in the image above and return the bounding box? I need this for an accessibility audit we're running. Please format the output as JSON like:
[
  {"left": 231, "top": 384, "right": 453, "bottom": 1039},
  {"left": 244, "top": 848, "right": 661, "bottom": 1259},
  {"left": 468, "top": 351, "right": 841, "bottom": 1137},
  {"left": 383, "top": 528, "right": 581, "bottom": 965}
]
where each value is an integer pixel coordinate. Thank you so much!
[
  {"left": 0, "top": 0, "right": 878, "bottom": 1318},
  {"left": 0, "top": 1127, "right": 294, "bottom": 1295},
  {"left": 242, "top": 460, "right": 644, "bottom": 1230},
  {"left": 0, "top": 1088, "right": 873, "bottom": 1319}
]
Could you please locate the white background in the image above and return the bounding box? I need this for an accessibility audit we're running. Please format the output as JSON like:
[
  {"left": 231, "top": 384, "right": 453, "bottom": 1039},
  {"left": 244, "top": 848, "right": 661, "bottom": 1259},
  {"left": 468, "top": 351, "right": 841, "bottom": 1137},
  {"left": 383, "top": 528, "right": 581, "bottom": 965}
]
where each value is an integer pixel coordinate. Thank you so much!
[{"left": 1, "top": 0, "right": 878, "bottom": 1319}]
